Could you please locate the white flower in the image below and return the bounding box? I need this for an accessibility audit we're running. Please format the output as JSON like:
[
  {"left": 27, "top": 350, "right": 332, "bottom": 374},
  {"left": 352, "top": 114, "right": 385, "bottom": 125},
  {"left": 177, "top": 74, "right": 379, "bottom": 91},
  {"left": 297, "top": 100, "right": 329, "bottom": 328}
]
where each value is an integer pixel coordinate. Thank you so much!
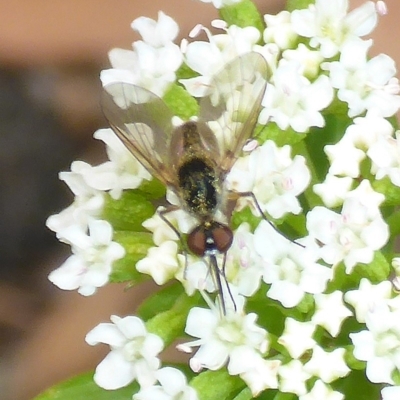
[
  {"left": 254, "top": 221, "right": 332, "bottom": 308},
  {"left": 282, "top": 43, "right": 324, "bottom": 79},
  {"left": 311, "top": 291, "right": 352, "bottom": 337},
  {"left": 345, "top": 112, "right": 395, "bottom": 150},
  {"left": 291, "top": 0, "right": 377, "bottom": 58},
  {"left": 351, "top": 328, "right": 392, "bottom": 384},
  {"left": 184, "top": 300, "right": 268, "bottom": 370},
  {"left": 306, "top": 193, "right": 389, "bottom": 273},
  {"left": 101, "top": 13, "right": 182, "bottom": 97},
  {"left": 278, "top": 359, "right": 311, "bottom": 396},
  {"left": 48, "top": 220, "right": 125, "bottom": 296},
  {"left": 134, "top": 367, "right": 198, "bottom": 400},
  {"left": 46, "top": 161, "right": 105, "bottom": 240},
  {"left": 303, "top": 346, "right": 350, "bottom": 383},
  {"left": 227, "top": 140, "right": 311, "bottom": 219},
  {"left": 228, "top": 347, "right": 280, "bottom": 395},
  {"left": 345, "top": 179, "right": 385, "bottom": 213},
  {"left": 86, "top": 315, "right": 163, "bottom": 390},
  {"left": 183, "top": 257, "right": 216, "bottom": 296},
  {"left": 136, "top": 241, "right": 181, "bottom": 285},
  {"left": 182, "top": 299, "right": 276, "bottom": 394},
  {"left": 224, "top": 223, "right": 264, "bottom": 297},
  {"left": 325, "top": 137, "right": 365, "bottom": 178},
  {"left": 299, "top": 380, "right": 344, "bottom": 400},
  {"left": 278, "top": 318, "right": 316, "bottom": 359},
  {"left": 382, "top": 386, "right": 400, "bottom": 400},
  {"left": 351, "top": 301, "right": 400, "bottom": 384},
  {"left": 326, "top": 112, "right": 395, "bottom": 179},
  {"left": 83, "top": 128, "right": 151, "bottom": 199},
  {"left": 313, "top": 174, "right": 353, "bottom": 208},
  {"left": 368, "top": 131, "right": 400, "bottom": 186},
  {"left": 102, "top": 42, "right": 182, "bottom": 97},
  {"left": 344, "top": 278, "right": 392, "bottom": 323},
  {"left": 143, "top": 192, "right": 198, "bottom": 245},
  {"left": 142, "top": 211, "right": 182, "bottom": 246},
  {"left": 180, "top": 23, "right": 260, "bottom": 97},
  {"left": 263, "top": 11, "right": 298, "bottom": 50},
  {"left": 254, "top": 42, "right": 280, "bottom": 73},
  {"left": 328, "top": 37, "right": 400, "bottom": 117},
  {"left": 197, "top": 0, "right": 242, "bottom": 9},
  {"left": 259, "top": 61, "right": 333, "bottom": 132},
  {"left": 131, "top": 11, "right": 179, "bottom": 47}
]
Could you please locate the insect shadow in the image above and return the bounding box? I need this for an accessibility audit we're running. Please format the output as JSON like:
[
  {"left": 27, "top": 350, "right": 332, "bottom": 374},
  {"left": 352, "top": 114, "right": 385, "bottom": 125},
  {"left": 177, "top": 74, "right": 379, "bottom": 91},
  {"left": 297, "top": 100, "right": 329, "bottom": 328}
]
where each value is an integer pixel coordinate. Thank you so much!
[{"left": 102, "top": 52, "right": 282, "bottom": 315}]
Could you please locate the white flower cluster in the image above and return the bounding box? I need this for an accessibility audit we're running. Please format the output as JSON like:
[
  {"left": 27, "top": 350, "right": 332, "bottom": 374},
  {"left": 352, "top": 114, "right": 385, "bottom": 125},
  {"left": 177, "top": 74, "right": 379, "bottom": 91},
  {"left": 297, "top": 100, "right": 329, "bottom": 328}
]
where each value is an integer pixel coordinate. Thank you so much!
[
  {"left": 101, "top": 11, "right": 183, "bottom": 97},
  {"left": 46, "top": 1, "right": 400, "bottom": 399},
  {"left": 46, "top": 128, "right": 152, "bottom": 295},
  {"left": 346, "top": 279, "right": 400, "bottom": 386}
]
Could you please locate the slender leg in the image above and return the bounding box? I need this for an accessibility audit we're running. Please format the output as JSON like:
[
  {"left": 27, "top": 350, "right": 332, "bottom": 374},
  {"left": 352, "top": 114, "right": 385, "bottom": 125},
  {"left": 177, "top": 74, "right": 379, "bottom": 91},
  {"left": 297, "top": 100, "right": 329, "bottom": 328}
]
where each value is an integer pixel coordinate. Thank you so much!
[
  {"left": 158, "top": 206, "right": 190, "bottom": 271},
  {"left": 209, "top": 255, "right": 227, "bottom": 316},
  {"left": 208, "top": 253, "right": 238, "bottom": 316},
  {"left": 229, "top": 190, "right": 304, "bottom": 248}
]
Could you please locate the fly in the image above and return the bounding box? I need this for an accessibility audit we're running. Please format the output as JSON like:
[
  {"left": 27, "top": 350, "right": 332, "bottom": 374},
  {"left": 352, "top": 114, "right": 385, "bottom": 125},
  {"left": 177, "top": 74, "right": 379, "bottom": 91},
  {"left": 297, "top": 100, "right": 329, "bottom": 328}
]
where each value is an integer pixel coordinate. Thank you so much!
[{"left": 102, "top": 52, "right": 268, "bottom": 315}]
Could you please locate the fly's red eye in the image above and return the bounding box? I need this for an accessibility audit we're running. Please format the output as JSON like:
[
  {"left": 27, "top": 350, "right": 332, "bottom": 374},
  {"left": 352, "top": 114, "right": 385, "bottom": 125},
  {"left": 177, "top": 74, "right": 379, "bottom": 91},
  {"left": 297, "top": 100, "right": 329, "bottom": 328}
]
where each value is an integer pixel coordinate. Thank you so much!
[
  {"left": 187, "top": 227, "right": 206, "bottom": 257},
  {"left": 187, "top": 223, "right": 233, "bottom": 257},
  {"left": 212, "top": 224, "right": 233, "bottom": 253}
]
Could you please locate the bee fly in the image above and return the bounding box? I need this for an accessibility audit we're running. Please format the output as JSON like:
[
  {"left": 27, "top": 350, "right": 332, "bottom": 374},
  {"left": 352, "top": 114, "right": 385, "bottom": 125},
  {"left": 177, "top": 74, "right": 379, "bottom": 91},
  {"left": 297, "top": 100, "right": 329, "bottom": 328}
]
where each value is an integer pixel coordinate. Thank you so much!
[{"left": 102, "top": 52, "right": 268, "bottom": 314}]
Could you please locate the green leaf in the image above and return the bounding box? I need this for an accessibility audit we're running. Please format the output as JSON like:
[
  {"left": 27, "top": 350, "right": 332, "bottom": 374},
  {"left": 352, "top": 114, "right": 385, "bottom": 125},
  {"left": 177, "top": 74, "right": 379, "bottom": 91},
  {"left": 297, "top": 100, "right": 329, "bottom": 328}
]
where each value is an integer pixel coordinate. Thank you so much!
[
  {"left": 353, "top": 251, "right": 391, "bottom": 283},
  {"left": 34, "top": 371, "right": 138, "bottom": 400},
  {"left": 387, "top": 209, "right": 400, "bottom": 237},
  {"left": 102, "top": 190, "right": 155, "bottom": 232},
  {"left": 373, "top": 176, "right": 400, "bottom": 207},
  {"left": 219, "top": 0, "right": 264, "bottom": 34},
  {"left": 232, "top": 387, "right": 253, "bottom": 400},
  {"left": 305, "top": 113, "right": 352, "bottom": 181},
  {"left": 190, "top": 369, "right": 245, "bottom": 400},
  {"left": 333, "top": 369, "right": 381, "bottom": 400},
  {"left": 137, "top": 281, "right": 186, "bottom": 320},
  {"left": 231, "top": 207, "right": 261, "bottom": 231},
  {"left": 286, "top": 0, "right": 315, "bottom": 12},
  {"left": 247, "top": 288, "right": 288, "bottom": 337},
  {"left": 343, "top": 345, "right": 366, "bottom": 370},
  {"left": 269, "top": 393, "right": 297, "bottom": 400},
  {"left": 326, "top": 261, "right": 364, "bottom": 293},
  {"left": 255, "top": 122, "right": 306, "bottom": 147},
  {"left": 144, "top": 291, "right": 200, "bottom": 345},
  {"left": 176, "top": 62, "right": 199, "bottom": 81},
  {"left": 163, "top": 83, "right": 199, "bottom": 120},
  {"left": 280, "top": 212, "right": 308, "bottom": 238},
  {"left": 110, "top": 231, "right": 154, "bottom": 282},
  {"left": 137, "top": 178, "right": 166, "bottom": 199}
]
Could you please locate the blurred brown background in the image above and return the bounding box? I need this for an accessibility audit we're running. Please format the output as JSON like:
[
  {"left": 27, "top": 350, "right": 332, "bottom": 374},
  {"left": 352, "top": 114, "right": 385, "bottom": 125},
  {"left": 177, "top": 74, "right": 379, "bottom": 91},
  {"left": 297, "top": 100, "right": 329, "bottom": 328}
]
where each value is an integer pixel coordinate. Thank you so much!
[{"left": 0, "top": 0, "right": 397, "bottom": 399}]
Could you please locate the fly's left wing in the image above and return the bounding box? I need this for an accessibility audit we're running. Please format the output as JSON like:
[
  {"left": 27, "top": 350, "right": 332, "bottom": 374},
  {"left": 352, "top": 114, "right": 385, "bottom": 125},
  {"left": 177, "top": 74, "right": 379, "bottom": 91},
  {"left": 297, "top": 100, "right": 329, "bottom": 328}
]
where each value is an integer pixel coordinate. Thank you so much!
[{"left": 102, "top": 83, "right": 178, "bottom": 188}]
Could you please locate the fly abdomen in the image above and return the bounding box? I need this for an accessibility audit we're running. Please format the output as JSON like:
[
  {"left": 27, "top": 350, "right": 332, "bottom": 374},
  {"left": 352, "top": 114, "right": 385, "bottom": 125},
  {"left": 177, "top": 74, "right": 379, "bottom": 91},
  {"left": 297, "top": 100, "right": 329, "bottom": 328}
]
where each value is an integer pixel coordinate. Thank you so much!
[{"left": 178, "top": 157, "right": 218, "bottom": 217}]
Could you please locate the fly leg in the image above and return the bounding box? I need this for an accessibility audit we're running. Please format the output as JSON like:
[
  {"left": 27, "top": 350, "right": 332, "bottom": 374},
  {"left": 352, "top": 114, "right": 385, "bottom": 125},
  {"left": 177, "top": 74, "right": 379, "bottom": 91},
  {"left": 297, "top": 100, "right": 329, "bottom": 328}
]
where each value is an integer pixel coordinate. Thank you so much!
[
  {"left": 228, "top": 190, "right": 304, "bottom": 248},
  {"left": 208, "top": 253, "right": 238, "bottom": 316},
  {"left": 158, "top": 206, "right": 190, "bottom": 274}
]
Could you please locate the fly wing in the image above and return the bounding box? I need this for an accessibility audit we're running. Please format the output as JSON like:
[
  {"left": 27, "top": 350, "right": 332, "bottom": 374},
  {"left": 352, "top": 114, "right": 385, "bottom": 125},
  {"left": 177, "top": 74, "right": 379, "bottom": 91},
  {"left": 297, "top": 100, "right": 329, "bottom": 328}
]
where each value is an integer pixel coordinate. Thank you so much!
[
  {"left": 198, "top": 52, "right": 268, "bottom": 174},
  {"left": 102, "top": 82, "right": 178, "bottom": 187}
]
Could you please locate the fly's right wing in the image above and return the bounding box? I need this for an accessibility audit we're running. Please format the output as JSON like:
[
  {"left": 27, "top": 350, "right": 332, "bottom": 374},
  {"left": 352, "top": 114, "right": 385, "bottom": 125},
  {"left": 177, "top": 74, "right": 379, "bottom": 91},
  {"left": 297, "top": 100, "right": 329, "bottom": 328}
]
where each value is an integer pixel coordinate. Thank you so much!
[
  {"left": 198, "top": 52, "right": 268, "bottom": 175},
  {"left": 102, "top": 83, "right": 178, "bottom": 187}
]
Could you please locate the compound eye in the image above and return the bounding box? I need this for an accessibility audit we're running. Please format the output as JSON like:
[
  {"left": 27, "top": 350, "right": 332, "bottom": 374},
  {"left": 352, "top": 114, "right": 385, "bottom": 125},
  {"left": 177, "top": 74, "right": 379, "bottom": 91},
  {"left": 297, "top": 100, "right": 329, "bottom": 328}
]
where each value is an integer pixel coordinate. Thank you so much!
[
  {"left": 187, "top": 223, "right": 233, "bottom": 257},
  {"left": 187, "top": 226, "right": 206, "bottom": 257},
  {"left": 212, "top": 224, "right": 233, "bottom": 254}
]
